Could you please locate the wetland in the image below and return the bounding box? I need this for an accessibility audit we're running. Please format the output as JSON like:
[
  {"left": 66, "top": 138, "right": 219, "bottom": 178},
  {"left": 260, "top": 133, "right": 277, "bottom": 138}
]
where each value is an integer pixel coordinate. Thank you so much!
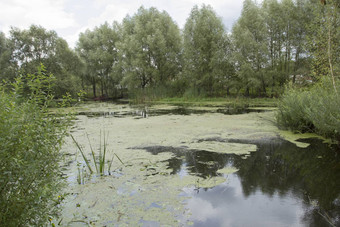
[{"left": 58, "top": 102, "right": 340, "bottom": 227}]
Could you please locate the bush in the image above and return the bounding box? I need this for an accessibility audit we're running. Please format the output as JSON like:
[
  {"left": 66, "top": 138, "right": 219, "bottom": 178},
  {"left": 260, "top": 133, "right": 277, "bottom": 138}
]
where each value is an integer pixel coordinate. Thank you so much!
[
  {"left": 277, "top": 78, "right": 340, "bottom": 141},
  {"left": 276, "top": 87, "right": 314, "bottom": 132},
  {"left": 0, "top": 67, "right": 70, "bottom": 226}
]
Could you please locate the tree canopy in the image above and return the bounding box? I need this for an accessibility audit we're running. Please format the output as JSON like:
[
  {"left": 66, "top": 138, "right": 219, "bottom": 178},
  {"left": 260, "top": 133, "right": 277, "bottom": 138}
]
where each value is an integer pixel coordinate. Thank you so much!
[
  {"left": 5, "top": 25, "right": 81, "bottom": 97},
  {"left": 183, "top": 4, "right": 232, "bottom": 96},
  {"left": 119, "top": 7, "right": 182, "bottom": 91},
  {"left": 0, "top": 1, "right": 338, "bottom": 99}
]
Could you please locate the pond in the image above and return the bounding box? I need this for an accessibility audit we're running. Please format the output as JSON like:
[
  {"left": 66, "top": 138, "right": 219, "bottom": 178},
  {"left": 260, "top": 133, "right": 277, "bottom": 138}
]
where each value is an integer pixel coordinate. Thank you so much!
[{"left": 58, "top": 102, "right": 340, "bottom": 227}]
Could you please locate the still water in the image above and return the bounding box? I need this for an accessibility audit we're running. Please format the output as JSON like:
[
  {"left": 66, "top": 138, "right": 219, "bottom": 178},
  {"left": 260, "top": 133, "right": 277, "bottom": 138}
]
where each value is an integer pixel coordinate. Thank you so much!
[
  {"left": 142, "top": 138, "right": 340, "bottom": 226},
  {"left": 63, "top": 103, "right": 340, "bottom": 226}
]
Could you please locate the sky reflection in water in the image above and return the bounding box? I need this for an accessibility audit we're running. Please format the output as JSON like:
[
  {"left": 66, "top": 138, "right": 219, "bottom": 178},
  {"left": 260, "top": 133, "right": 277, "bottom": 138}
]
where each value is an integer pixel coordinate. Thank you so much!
[{"left": 144, "top": 138, "right": 340, "bottom": 227}]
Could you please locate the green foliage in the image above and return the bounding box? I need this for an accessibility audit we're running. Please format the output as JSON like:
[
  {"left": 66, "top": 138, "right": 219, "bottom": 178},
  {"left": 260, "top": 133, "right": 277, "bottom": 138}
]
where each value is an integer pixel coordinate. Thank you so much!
[
  {"left": 119, "top": 7, "right": 182, "bottom": 91},
  {"left": 277, "top": 0, "right": 340, "bottom": 141},
  {"left": 232, "top": 0, "right": 269, "bottom": 96},
  {"left": 0, "top": 2, "right": 337, "bottom": 100},
  {"left": 0, "top": 32, "right": 16, "bottom": 81},
  {"left": 183, "top": 4, "right": 232, "bottom": 96},
  {"left": 308, "top": 0, "right": 340, "bottom": 79},
  {"left": 276, "top": 86, "right": 313, "bottom": 132},
  {"left": 261, "top": 0, "right": 311, "bottom": 92},
  {"left": 8, "top": 25, "right": 82, "bottom": 98},
  {"left": 129, "top": 85, "right": 178, "bottom": 104},
  {"left": 277, "top": 78, "right": 340, "bottom": 140},
  {"left": 77, "top": 22, "right": 121, "bottom": 98},
  {"left": 0, "top": 66, "right": 70, "bottom": 226}
]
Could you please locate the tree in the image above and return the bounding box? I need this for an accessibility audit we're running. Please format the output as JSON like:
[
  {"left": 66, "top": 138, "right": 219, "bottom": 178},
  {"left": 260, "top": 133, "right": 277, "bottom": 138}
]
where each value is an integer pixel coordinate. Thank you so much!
[
  {"left": 51, "top": 38, "right": 84, "bottom": 97},
  {"left": 261, "top": 0, "right": 310, "bottom": 92},
  {"left": 308, "top": 0, "right": 340, "bottom": 92},
  {"left": 289, "top": 0, "right": 312, "bottom": 83},
  {"left": 10, "top": 25, "right": 59, "bottom": 73},
  {"left": 232, "top": 0, "right": 268, "bottom": 96},
  {"left": 77, "top": 22, "right": 121, "bottom": 98},
  {"left": 262, "top": 0, "right": 286, "bottom": 91},
  {"left": 119, "top": 7, "right": 182, "bottom": 92},
  {"left": 0, "top": 32, "right": 16, "bottom": 81},
  {"left": 183, "top": 4, "right": 232, "bottom": 96},
  {"left": 9, "top": 25, "right": 81, "bottom": 97}
]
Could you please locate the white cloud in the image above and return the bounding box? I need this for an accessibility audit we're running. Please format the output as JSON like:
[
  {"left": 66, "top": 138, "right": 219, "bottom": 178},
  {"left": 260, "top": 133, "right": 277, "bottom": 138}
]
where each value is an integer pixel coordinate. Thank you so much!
[
  {"left": 0, "top": 0, "right": 249, "bottom": 48},
  {"left": 0, "top": 0, "right": 77, "bottom": 33},
  {"left": 87, "top": 2, "right": 139, "bottom": 29}
]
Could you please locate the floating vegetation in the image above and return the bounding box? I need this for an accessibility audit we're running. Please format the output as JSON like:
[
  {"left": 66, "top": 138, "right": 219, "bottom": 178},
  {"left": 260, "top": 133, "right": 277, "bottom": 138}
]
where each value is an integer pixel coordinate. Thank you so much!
[
  {"left": 58, "top": 102, "right": 339, "bottom": 226},
  {"left": 216, "top": 166, "right": 239, "bottom": 175}
]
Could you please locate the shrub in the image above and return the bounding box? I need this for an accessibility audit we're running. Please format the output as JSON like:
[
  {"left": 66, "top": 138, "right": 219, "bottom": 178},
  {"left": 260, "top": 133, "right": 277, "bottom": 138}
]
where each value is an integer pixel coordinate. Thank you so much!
[
  {"left": 277, "top": 78, "right": 340, "bottom": 141},
  {"left": 304, "top": 81, "right": 340, "bottom": 138},
  {"left": 0, "top": 66, "right": 70, "bottom": 226},
  {"left": 276, "top": 86, "right": 314, "bottom": 132}
]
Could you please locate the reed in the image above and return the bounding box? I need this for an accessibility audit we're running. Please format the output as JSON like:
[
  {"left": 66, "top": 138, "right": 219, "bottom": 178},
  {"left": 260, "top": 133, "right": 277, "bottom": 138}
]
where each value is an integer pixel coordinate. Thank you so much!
[{"left": 71, "top": 132, "right": 124, "bottom": 177}]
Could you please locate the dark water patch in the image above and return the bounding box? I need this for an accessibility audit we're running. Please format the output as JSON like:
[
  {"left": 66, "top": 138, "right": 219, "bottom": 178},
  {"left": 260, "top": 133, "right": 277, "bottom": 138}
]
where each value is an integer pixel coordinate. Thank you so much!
[
  {"left": 150, "top": 107, "right": 208, "bottom": 116},
  {"left": 139, "top": 138, "right": 340, "bottom": 226},
  {"left": 140, "top": 106, "right": 270, "bottom": 116},
  {"left": 216, "top": 107, "right": 269, "bottom": 115},
  {"left": 141, "top": 146, "right": 230, "bottom": 178},
  {"left": 76, "top": 108, "right": 207, "bottom": 118},
  {"left": 76, "top": 106, "right": 272, "bottom": 119},
  {"left": 196, "top": 136, "right": 282, "bottom": 146}
]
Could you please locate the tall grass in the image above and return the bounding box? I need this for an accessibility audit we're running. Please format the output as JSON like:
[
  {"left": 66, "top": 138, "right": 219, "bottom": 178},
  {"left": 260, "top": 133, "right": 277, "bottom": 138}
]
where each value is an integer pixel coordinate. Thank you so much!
[
  {"left": 277, "top": 78, "right": 340, "bottom": 142},
  {"left": 71, "top": 132, "right": 124, "bottom": 177}
]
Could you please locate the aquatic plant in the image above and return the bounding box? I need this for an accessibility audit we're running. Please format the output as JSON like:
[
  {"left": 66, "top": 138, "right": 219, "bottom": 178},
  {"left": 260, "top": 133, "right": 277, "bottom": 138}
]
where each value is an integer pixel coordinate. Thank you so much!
[{"left": 71, "top": 132, "right": 124, "bottom": 177}]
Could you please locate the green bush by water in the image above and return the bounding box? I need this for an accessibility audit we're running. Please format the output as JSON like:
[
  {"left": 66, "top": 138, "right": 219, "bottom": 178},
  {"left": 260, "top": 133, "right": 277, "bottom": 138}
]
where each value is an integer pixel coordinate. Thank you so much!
[
  {"left": 277, "top": 78, "right": 340, "bottom": 142},
  {"left": 0, "top": 67, "right": 71, "bottom": 226}
]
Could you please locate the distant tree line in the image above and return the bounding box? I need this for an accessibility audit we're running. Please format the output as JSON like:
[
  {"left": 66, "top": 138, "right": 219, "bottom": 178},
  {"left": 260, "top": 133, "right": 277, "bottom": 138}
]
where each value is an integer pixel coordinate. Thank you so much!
[{"left": 0, "top": 0, "right": 338, "bottom": 99}]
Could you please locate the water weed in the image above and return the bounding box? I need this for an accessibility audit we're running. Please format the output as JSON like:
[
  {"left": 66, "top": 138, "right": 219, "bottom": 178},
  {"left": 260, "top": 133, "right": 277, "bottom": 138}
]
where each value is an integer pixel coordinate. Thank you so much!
[{"left": 71, "top": 132, "right": 124, "bottom": 178}]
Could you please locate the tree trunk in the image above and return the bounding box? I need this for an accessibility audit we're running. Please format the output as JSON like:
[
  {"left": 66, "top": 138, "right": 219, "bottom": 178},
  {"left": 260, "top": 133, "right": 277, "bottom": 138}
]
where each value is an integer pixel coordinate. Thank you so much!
[
  {"left": 245, "top": 87, "right": 250, "bottom": 97},
  {"left": 327, "top": 11, "right": 337, "bottom": 94},
  {"left": 92, "top": 78, "right": 97, "bottom": 98}
]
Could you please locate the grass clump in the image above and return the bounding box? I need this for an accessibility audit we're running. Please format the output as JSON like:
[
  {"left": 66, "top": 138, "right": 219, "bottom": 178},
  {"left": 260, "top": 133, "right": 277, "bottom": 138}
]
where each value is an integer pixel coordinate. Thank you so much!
[
  {"left": 0, "top": 66, "right": 71, "bottom": 226},
  {"left": 71, "top": 132, "right": 124, "bottom": 178},
  {"left": 277, "top": 78, "right": 340, "bottom": 142}
]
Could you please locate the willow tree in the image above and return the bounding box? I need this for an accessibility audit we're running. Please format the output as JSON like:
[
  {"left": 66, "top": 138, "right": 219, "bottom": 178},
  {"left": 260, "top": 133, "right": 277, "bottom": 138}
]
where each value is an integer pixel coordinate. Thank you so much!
[
  {"left": 261, "top": 0, "right": 311, "bottom": 91},
  {"left": 9, "top": 25, "right": 81, "bottom": 97},
  {"left": 0, "top": 32, "right": 16, "bottom": 81},
  {"left": 119, "top": 7, "right": 182, "bottom": 92},
  {"left": 232, "top": 0, "right": 268, "bottom": 96},
  {"left": 77, "top": 22, "right": 121, "bottom": 97},
  {"left": 183, "top": 4, "right": 232, "bottom": 96},
  {"left": 309, "top": 0, "right": 340, "bottom": 93}
]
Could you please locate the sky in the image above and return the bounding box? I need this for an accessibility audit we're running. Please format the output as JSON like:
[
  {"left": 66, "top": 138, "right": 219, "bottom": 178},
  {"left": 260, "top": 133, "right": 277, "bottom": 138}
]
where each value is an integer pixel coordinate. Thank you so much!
[{"left": 0, "top": 0, "right": 249, "bottom": 49}]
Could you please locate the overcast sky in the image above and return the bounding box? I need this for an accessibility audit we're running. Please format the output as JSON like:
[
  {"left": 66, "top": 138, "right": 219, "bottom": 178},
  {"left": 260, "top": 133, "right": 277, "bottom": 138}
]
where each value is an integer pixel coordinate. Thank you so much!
[{"left": 0, "top": 0, "right": 250, "bottom": 49}]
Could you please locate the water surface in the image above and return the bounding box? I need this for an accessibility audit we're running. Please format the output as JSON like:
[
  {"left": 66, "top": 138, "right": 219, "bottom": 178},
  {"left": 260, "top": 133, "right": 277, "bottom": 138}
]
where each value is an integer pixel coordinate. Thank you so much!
[
  {"left": 60, "top": 102, "right": 340, "bottom": 226},
  {"left": 142, "top": 138, "right": 340, "bottom": 226}
]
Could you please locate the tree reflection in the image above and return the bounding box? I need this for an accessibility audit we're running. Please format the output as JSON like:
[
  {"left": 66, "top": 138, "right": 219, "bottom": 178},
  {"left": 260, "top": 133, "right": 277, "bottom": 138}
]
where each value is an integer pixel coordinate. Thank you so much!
[{"left": 142, "top": 138, "right": 340, "bottom": 226}]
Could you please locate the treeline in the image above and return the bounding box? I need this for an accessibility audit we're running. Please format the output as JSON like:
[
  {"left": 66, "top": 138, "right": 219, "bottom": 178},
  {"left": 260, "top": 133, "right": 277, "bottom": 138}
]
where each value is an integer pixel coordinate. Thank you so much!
[{"left": 0, "top": 0, "right": 338, "bottom": 99}]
